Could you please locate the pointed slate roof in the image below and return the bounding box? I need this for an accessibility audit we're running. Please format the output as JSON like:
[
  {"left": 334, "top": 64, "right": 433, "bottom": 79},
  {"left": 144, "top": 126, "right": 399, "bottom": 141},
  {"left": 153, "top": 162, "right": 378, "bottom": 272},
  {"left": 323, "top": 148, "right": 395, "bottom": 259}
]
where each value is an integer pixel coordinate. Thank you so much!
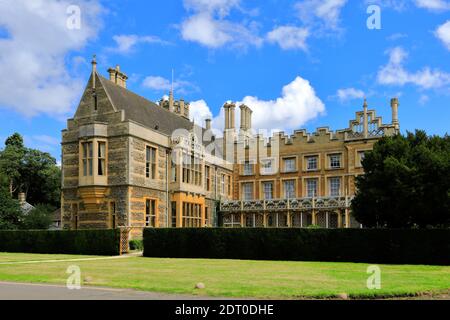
[{"left": 98, "top": 75, "right": 194, "bottom": 136}]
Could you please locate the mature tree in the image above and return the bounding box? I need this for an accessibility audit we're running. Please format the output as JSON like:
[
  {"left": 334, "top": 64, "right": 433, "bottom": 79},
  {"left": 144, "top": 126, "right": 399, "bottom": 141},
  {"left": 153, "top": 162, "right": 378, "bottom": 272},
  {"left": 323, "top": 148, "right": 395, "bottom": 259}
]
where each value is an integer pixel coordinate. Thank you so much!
[
  {"left": 352, "top": 130, "right": 450, "bottom": 228},
  {"left": 21, "top": 204, "right": 55, "bottom": 230},
  {"left": 0, "top": 133, "right": 61, "bottom": 208},
  {"left": 0, "top": 133, "right": 25, "bottom": 196},
  {"left": 20, "top": 149, "right": 61, "bottom": 207},
  {"left": 0, "top": 189, "right": 23, "bottom": 230}
]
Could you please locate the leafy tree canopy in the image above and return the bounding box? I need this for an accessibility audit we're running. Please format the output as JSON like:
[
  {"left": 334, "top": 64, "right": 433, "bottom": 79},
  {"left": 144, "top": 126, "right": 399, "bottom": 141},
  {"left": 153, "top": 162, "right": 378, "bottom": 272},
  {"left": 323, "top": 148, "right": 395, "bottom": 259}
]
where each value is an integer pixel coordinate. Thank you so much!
[
  {"left": 0, "top": 133, "right": 61, "bottom": 208},
  {"left": 0, "top": 189, "right": 22, "bottom": 230},
  {"left": 21, "top": 204, "right": 55, "bottom": 230},
  {"left": 352, "top": 130, "right": 450, "bottom": 228}
]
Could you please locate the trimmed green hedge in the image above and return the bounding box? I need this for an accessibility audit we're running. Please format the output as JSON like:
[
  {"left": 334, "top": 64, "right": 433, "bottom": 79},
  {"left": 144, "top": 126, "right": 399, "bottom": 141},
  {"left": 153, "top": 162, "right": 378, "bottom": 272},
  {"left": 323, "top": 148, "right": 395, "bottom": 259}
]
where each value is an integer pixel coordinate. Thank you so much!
[
  {"left": 143, "top": 228, "right": 450, "bottom": 265},
  {"left": 129, "top": 239, "right": 144, "bottom": 251},
  {"left": 0, "top": 229, "right": 120, "bottom": 256}
]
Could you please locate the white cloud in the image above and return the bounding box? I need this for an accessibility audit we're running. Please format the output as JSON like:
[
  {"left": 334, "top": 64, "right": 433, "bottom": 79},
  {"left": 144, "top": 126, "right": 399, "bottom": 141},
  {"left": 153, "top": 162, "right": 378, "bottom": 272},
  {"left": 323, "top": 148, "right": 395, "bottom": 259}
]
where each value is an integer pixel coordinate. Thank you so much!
[
  {"left": 377, "top": 47, "right": 450, "bottom": 89},
  {"left": 208, "top": 76, "right": 325, "bottom": 133},
  {"left": 295, "top": 0, "right": 348, "bottom": 31},
  {"left": 435, "top": 20, "right": 450, "bottom": 50},
  {"left": 414, "top": 0, "right": 450, "bottom": 11},
  {"left": 366, "top": 0, "right": 449, "bottom": 11},
  {"left": 142, "top": 76, "right": 199, "bottom": 95},
  {"left": 387, "top": 33, "right": 408, "bottom": 41},
  {"left": 183, "top": 0, "right": 241, "bottom": 17},
  {"left": 24, "top": 134, "right": 60, "bottom": 153},
  {"left": 419, "top": 94, "right": 430, "bottom": 105},
  {"left": 110, "top": 34, "right": 169, "bottom": 54},
  {"left": 267, "top": 26, "right": 310, "bottom": 51},
  {"left": 189, "top": 100, "right": 213, "bottom": 123},
  {"left": 364, "top": 0, "right": 408, "bottom": 11},
  {"left": 0, "top": 0, "right": 102, "bottom": 117},
  {"left": 180, "top": 0, "right": 262, "bottom": 49},
  {"left": 336, "top": 88, "right": 365, "bottom": 102}
]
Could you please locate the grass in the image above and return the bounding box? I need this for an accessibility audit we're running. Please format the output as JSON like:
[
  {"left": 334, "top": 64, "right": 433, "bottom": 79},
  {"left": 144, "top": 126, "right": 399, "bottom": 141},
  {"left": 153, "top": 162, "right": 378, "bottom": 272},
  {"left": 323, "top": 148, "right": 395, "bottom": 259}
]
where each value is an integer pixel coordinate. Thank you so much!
[{"left": 0, "top": 252, "right": 448, "bottom": 299}]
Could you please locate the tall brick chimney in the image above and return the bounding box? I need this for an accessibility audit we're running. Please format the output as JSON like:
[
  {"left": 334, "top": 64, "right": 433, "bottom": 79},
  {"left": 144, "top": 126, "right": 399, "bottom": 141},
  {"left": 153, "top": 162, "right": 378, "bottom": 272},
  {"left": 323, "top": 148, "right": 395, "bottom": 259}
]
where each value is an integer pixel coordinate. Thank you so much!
[{"left": 108, "top": 65, "right": 128, "bottom": 88}]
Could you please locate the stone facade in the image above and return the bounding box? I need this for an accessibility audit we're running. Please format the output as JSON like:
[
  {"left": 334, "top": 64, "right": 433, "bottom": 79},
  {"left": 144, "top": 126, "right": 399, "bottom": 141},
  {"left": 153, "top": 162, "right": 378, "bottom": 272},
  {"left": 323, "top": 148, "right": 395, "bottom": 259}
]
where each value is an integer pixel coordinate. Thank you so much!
[
  {"left": 220, "top": 100, "right": 399, "bottom": 228},
  {"left": 61, "top": 58, "right": 232, "bottom": 238},
  {"left": 61, "top": 57, "right": 400, "bottom": 236}
]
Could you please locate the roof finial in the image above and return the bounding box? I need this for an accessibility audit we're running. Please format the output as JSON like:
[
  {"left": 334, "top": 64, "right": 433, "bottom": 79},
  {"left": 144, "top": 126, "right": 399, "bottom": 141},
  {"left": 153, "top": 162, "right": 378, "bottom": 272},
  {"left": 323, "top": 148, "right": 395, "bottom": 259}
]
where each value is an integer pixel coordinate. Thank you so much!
[
  {"left": 363, "top": 98, "right": 368, "bottom": 109},
  {"left": 91, "top": 54, "right": 97, "bottom": 89},
  {"left": 169, "top": 69, "right": 174, "bottom": 112},
  {"left": 170, "top": 69, "right": 174, "bottom": 96}
]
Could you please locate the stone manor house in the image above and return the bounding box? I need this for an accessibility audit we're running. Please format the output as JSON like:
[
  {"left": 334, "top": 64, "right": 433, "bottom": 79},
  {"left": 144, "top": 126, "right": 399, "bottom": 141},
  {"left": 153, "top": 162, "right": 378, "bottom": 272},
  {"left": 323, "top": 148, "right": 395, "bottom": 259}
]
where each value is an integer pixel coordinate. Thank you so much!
[{"left": 61, "top": 58, "right": 400, "bottom": 237}]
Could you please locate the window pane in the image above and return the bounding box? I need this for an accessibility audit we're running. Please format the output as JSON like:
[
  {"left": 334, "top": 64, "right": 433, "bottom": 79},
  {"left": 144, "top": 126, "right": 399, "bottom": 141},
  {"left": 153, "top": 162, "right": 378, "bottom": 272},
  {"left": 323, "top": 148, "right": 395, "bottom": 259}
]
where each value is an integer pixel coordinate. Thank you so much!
[
  {"left": 88, "top": 142, "right": 93, "bottom": 158},
  {"left": 98, "top": 142, "right": 105, "bottom": 158},
  {"left": 284, "top": 180, "right": 295, "bottom": 198},
  {"left": 329, "top": 177, "right": 341, "bottom": 197},
  {"left": 88, "top": 159, "right": 93, "bottom": 176},
  {"left": 307, "top": 157, "right": 318, "bottom": 170},
  {"left": 83, "top": 159, "right": 87, "bottom": 176},
  {"left": 98, "top": 159, "right": 105, "bottom": 176},
  {"left": 263, "top": 182, "right": 273, "bottom": 199},
  {"left": 307, "top": 179, "right": 317, "bottom": 197}
]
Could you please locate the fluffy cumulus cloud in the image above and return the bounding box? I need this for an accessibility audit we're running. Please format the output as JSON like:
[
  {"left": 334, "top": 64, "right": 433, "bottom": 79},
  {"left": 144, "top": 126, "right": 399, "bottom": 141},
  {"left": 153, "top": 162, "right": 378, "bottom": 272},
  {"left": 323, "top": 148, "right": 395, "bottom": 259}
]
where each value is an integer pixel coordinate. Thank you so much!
[
  {"left": 267, "top": 26, "right": 310, "bottom": 51},
  {"left": 180, "top": 0, "right": 262, "bottom": 49},
  {"left": 335, "top": 88, "right": 365, "bottom": 102},
  {"left": 295, "top": 0, "right": 348, "bottom": 31},
  {"left": 189, "top": 100, "right": 213, "bottom": 124},
  {"left": 377, "top": 47, "right": 450, "bottom": 89},
  {"left": 110, "top": 34, "right": 169, "bottom": 54},
  {"left": 414, "top": 0, "right": 450, "bottom": 11},
  {"left": 205, "top": 76, "right": 325, "bottom": 133},
  {"left": 435, "top": 20, "right": 450, "bottom": 50},
  {"left": 364, "top": 0, "right": 408, "bottom": 11},
  {"left": 366, "top": 0, "right": 449, "bottom": 11},
  {"left": 0, "top": 0, "right": 102, "bottom": 117},
  {"left": 142, "top": 76, "right": 199, "bottom": 95}
]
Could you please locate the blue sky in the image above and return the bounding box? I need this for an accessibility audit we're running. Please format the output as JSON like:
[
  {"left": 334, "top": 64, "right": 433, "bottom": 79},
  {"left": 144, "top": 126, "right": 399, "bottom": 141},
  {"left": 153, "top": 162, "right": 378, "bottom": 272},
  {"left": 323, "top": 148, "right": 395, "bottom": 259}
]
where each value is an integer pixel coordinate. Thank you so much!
[{"left": 0, "top": 0, "right": 449, "bottom": 161}]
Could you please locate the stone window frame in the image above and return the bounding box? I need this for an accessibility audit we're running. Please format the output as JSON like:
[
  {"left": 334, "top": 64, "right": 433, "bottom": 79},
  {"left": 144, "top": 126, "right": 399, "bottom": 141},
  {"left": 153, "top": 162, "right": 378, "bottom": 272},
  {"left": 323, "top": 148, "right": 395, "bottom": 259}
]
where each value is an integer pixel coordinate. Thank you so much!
[
  {"left": 240, "top": 181, "right": 255, "bottom": 201},
  {"left": 327, "top": 152, "right": 343, "bottom": 170},
  {"left": 355, "top": 149, "right": 371, "bottom": 168},
  {"left": 182, "top": 202, "right": 202, "bottom": 228},
  {"left": 328, "top": 176, "right": 342, "bottom": 197},
  {"left": 282, "top": 156, "right": 297, "bottom": 173},
  {"left": 144, "top": 197, "right": 158, "bottom": 228},
  {"left": 242, "top": 160, "right": 255, "bottom": 176},
  {"left": 205, "top": 165, "right": 211, "bottom": 191},
  {"left": 303, "top": 154, "right": 320, "bottom": 172},
  {"left": 260, "top": 180, "right": 275, "bottom": 200},
  {"left": 78, "top": 138, "right": 108, "bottom": 186},
  {"left": 281, "top": 178, "right": 298, "bottom": 199},
  {"left": 145, "top": 145, "right": 158, "bottom": 180},
  {"left": 259, "top": 157, "right": 277, "bottom": 176},
  {"left": 303, "top": 177, "right": 320, "bottom": 198}
]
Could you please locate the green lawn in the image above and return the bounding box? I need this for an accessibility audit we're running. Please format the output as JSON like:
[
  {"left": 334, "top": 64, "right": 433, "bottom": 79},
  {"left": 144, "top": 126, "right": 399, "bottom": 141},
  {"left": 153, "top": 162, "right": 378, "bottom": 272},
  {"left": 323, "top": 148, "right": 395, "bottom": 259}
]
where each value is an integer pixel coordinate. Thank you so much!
[{"left": 0, "top": 252, "right": 448, "bottom": 299}]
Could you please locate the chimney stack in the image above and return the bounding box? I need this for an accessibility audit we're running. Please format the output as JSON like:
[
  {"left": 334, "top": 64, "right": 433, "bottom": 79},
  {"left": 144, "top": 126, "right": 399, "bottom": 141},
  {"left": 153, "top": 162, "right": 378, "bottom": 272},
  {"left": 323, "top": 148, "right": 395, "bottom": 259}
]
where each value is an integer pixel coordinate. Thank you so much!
[
  {"left": 391, "top": 97, "right": 400, "bottom": 130},
  {"left": 224, "top": 102, "right": 236, "bottom": 130},
  {"left": 107, "top": 65, "right": 128, "bottom": 88},
  {"left": 239, "top": 104, "right": 252, "bottom": 131},
  {"left": 205, "top": 118, "right": 211, "bottom": 130},
  {"left": 363, "top": 99, "right": 368, "bottom": 139}
]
